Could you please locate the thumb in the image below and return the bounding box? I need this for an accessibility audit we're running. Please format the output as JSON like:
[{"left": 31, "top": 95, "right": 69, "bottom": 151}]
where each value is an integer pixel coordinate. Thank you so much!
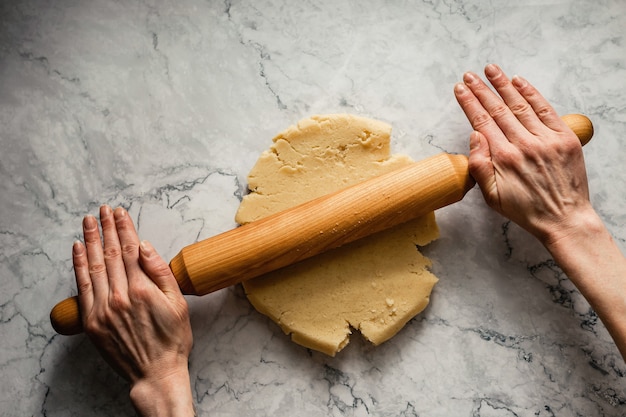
[
  {"left": 138, "top": 240, "right": 183, "bottom": 296},
  {"left": 468, "top": 131, "right": 498, "bottom": 207}
]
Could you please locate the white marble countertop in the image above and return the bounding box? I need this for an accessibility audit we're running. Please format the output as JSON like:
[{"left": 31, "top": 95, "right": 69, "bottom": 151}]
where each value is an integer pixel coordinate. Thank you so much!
[{"left": 2, "top": 0, "right": 626, "bottom": 415}]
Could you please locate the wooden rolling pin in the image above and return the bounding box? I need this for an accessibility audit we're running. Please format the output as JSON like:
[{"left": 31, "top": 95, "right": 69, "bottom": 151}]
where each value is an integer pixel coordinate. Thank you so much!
[{"left": 50, "top": 114, "right": 594, "bottom": 335}]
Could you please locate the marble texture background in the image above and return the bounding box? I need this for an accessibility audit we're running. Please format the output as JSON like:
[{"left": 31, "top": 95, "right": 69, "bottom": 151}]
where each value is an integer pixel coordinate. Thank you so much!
[{"left": 1, "top": 0, "right": 626, "bottom": 415}]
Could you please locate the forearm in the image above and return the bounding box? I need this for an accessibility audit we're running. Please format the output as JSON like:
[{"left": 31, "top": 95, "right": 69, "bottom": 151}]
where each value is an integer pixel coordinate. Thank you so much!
[
  {"left": 130, "top": 367, "right": 195, "bottom": 417},
  {"left": 543, "top": 207, "right": 626, "bottom": 360}
]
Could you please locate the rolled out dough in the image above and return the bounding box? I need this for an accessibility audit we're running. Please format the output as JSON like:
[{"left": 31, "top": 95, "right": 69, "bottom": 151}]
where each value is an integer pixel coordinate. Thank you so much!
[{"left": 236, "top": 114, "right": 439, "bottom": 356}]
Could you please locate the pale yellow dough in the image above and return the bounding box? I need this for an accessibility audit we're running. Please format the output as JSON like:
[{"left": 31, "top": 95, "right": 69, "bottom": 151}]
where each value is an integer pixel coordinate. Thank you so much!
[{"left": 236, "top": 114, "right": 439, "bottom": 356}]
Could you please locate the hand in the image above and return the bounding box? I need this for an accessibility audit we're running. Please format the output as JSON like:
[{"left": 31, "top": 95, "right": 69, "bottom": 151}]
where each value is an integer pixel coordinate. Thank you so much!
[
  {"left": 72, "top": 205, "right": 194, "bottom": 416},
  {"left": 453, "top": 64, "right": 592, "bottom": 246},
  {"left": 454, "top": 65, "right": 626, "bottom": 362}
]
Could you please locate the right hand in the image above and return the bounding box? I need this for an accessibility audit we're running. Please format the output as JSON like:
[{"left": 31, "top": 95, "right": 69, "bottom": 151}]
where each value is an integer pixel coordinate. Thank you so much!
[{"left": 453, "top": 64, "right": 593, "bottom": 246}]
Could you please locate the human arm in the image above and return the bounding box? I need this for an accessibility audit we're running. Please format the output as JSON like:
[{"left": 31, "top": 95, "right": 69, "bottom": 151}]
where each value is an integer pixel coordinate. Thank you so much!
[
  {"left": 72, "top": 205, "right": 195, "bottom": 416},
  {"left": 454, "top": 63, "right": 626, "bottom": 360}
]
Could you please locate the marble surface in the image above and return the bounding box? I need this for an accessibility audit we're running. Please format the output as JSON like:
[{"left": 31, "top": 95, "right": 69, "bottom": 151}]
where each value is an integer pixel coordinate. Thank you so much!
[{"left": 1, "top": 0, "right": 626, "bottom": 415}]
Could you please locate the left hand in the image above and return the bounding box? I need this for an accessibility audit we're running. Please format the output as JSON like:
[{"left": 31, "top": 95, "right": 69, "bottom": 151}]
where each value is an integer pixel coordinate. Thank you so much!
[{"left": 72, "top": 205, "right": 194, "bottom": 416}]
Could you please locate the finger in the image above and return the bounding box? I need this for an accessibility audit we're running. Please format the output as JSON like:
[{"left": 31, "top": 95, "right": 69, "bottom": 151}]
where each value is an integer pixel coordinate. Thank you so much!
[
  {"left": 112, "top": 207, "right": 142, "bottom": 282},
  {"left": 72, "top": 241, "right": 94, "bottom": 319},
  {"left": 100, "top": 205, "right": 129, "bottom": 296},
  {"left": 138, "top": 240, "right": 183, "bottom": 297},
  {"left": 511, "top": 75, "right": 566, "bottom": 133},
  {"left": 454, "top": 81, "right": 510, "bottom": 154},
  {"left": 462, "top": 70, "right": 525, "bottom": 143},
  {"left": 83, "top": 214, "right": 109, "bottom": 302},
  {"left": 483, "top": 64, "right": 549, "bottom": 137},
  {"left": 467, "top": 131, "right": 499, "bottom": 211}
]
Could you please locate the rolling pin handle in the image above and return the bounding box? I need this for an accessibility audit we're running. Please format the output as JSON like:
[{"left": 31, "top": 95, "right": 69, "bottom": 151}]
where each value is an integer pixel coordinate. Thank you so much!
[
  {"left": 50, "top": 296, "right": 82, "bottom": 336},
  {"left": 562, "top": 114, "right": 593, "bottom": 146},
  {"left": 169, "top": 252, "right": 197, "bottom": 295}
]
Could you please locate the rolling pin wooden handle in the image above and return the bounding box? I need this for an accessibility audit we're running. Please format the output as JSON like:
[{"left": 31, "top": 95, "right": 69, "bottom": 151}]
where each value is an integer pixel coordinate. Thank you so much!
[
  {"left": 50, "top": 298, "right": 83, "bottom": 335},
  {"left": 50, "top": 114, "right": 593, "bottom": 335},
  {"left": 561, "top": 113, "right": 594, "bottom": 146}
]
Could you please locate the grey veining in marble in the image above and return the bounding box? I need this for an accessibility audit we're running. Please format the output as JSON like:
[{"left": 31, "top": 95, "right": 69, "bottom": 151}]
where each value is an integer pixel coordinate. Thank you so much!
[{"left": 2, "top": 0, "right": 626, "bottom": 415}]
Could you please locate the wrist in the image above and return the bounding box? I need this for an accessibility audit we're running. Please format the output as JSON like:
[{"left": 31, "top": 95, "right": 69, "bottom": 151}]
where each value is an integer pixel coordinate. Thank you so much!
[
  {"left": 130, "top": 366, "right": 195, "bottom": 417},
  {"left": 540, "top": 205, "right": 621, "bottom": 294},
  {"left": 538, "top": 204, "right": 604, "bottom": 252}
]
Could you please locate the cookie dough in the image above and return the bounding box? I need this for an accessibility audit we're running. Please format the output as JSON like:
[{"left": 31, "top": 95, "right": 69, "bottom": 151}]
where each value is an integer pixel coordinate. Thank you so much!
[{"left": 236, "top": 114, "right": 439, "bottom": 356}]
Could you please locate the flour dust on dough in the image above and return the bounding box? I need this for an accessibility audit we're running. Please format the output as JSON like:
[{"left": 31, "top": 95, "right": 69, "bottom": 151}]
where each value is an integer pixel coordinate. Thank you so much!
[{"left": 235, "top": 114, "right": 439, "bottom": 356}]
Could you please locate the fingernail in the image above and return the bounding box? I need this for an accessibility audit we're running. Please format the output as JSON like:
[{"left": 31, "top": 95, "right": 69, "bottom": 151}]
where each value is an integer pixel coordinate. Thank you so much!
[
  {"left": 140, "top": 240, "right": 152, "bottom": 254},
  {"left": 83, "top": 215, "right": 97, "bottom": 230},
  {"left": 454, "top": 82, "right": 468, "bottom": 95},
  {"left": 72, "top": 240, "right": 84, "bottom": 255},
  {"left": 113, "top": 207, "right": 127, "bottom": 220},
  {"left": 463, "top": 72, "right": 478, "bottom": 85},
  {"left": 485, "top": 63, "right": 500, "bottom": 78},
  {"left": 100, "top": 205, "right": 112, "bottom": 218},
  {"left": 512, "top": 75, "right": 527, "bottom": 88}
]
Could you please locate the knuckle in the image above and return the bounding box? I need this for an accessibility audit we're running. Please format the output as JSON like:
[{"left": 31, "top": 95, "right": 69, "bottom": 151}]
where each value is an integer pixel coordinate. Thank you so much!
[
  {"left": 508, "top": 101, "right": 531, "bottom": 116},
  {"left": 536, "top": 106, "right": 553, "bottom": 118},
  {"left": 470, "top": 111, "right": 492, "bottom": 129},
  {"left": 152, "top": 263, "right": 173, "bottom": 277},
  {"left": 88, "top": 262, "right": 107, "bottom": 276},
  {"left": 84, "top": 234, "right": 101, "bottom": 245},
  {"left": 522, "top": 146, "right": 542, "bottom": 164},
  {"left": 82, "top": 299, "right": 132, "bottom": 336},
  {"left": 83, "top": 317, "right": 101, "bottom": 335},
  {"left": 83, "top": 310, "right": 109, "bottom": 334},
  {"left": 121, "top": 242, "right": 138, "bottom": 257},
  {"left": 108, "top": 291, "right": 131, "bottom": 312},
  {"left": 103, "top": 245, "right": 121, "bottom": 261},
  {"left": 77, "top": 281, "right": 93, "bottom": 296},
  {"left": 557, "top": 136, "right": 581, "bottom": 156},
  {"left": 489, "top": 103, "right": 509, "bottom": 119},
  {"left": 128, "top": 284, "right": 151, "bottom": 302},
  {"left": 73, "top": 255, "right": 88, "bottom": 268}
]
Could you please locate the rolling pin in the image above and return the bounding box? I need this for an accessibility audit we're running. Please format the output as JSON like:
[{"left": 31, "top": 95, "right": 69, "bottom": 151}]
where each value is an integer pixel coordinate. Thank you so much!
[{"left": 50, "top": 114, "right": 594, "bottom": 335}]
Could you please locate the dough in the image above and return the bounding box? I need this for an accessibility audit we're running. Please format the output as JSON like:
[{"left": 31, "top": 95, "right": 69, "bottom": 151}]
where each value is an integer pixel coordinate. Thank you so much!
[{"left": 236, "top": 114, "right": 439, "bottom": 356}]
